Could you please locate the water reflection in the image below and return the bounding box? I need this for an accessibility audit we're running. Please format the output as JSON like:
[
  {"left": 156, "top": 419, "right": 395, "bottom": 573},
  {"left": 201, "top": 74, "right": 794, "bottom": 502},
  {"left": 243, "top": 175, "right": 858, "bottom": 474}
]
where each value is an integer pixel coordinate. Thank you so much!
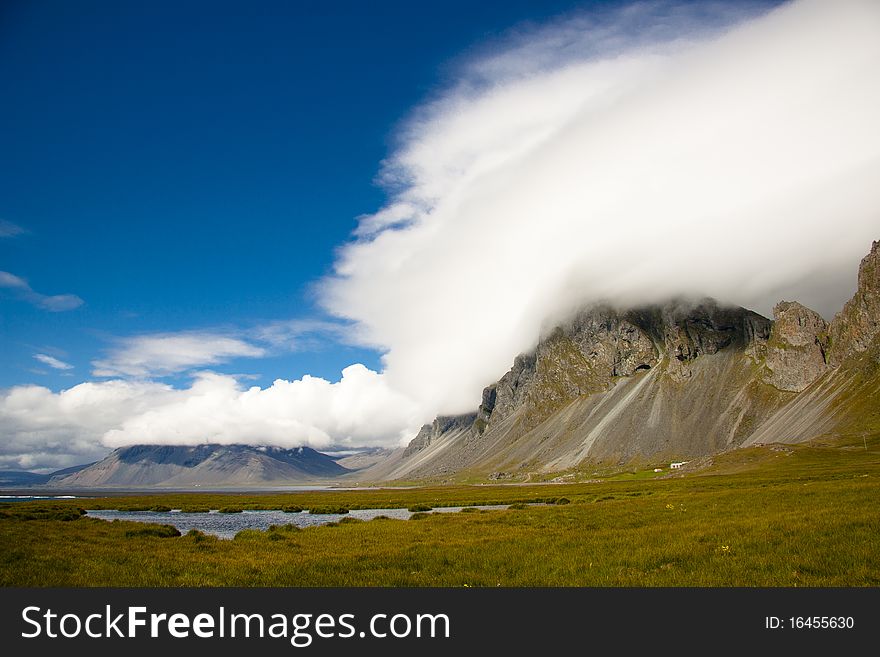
[{"left": 86, "top": 505, "right": 508, "bottom": 539}]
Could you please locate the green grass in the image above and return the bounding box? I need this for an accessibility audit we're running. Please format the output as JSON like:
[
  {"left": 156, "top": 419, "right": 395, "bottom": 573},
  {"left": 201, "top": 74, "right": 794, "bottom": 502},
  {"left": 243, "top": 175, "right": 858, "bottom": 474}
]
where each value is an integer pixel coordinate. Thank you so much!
[
  {"left": 308, "top": 505, "right": 349, "bottom": 515},
  {"left": 605, "top": 469, "right": 667, "bottom": 481},
  {"left": 1, "top": 435, "right": 879, "bottom": 587},
  {"left": 124, "top": 524, "right": 180, "bottom": 539}
]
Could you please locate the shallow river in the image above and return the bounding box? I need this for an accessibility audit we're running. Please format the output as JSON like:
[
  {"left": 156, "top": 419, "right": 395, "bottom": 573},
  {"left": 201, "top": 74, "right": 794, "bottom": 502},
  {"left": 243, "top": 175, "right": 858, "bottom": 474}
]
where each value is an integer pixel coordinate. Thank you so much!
[{"left": 87, "top": 505, "right": 509, "bottom": 539}]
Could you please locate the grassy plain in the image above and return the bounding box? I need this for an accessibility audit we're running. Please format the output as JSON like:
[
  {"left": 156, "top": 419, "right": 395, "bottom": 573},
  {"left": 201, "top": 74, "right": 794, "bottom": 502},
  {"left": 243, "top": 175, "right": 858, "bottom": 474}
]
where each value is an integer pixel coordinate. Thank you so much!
[{"left": 1, "top": 434, "right": 878, "bottom": 587}]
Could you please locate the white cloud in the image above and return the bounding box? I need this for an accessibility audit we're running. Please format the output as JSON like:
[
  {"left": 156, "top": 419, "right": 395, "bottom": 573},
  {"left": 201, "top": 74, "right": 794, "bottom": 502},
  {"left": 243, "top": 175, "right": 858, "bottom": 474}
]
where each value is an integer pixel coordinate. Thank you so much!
[
  {"left": 101, "top": 367, "right": 420, "bottom": 449},
  {"left": 34, "top": 354, "right": 73, "bottom": 370},
  {"left": 90, "top": 320, "right": 355, "bottom": 378},
  {"left": 0, "top": 271, "right": 29, "bottom": 290},
  {"left": 322, "top": 0, "right": 880, "bottom": 416},
  {"left": 92, "top": 332, "right": 266, "bottom": 377},
  {"left": 454, "top": 1, "right": 764, "bottom": 84},
  {"left": 252, "top": 318, "right": 354, "bottom": 350},
  {"left": 0, "top": 220, "right": 25, "bottom": 238},
  {"left": 0, "top": 379, "right": 178, "bottom": 471},
  {"left": 0, "top": 270, "right": 83, "bottom": 311},
  {"left": 0, "top": 368, "right": 421, "bottom": 470}
]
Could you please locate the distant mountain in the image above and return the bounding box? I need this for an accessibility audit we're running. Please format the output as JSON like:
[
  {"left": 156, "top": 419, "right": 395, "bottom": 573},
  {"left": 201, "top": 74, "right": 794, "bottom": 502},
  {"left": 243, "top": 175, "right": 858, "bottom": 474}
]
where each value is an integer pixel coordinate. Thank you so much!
[
  {"left": 363, "top": 240, "right": 880, "bottom": 481},
  {"left": 0, "top": 462, "right": 94, "bottom": 487},
  {"left": 51, "top": 444, "right": 349, "bottom": 488},
  {"left": 0, "top": 471, "right": 52, "bottom": 486},
  {"left": 332, "top": 447, "right": 395, "bottom": 471}
]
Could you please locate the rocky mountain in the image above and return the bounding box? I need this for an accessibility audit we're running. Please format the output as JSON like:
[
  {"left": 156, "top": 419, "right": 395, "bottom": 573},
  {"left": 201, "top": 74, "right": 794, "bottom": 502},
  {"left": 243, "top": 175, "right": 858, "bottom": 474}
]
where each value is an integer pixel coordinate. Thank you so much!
[
  {"left": 51, "top": 444, "right": 349, "bottom": 488},
  {"left": 37, "top": 242, "right": 880, "bottom": 488},
  {"left": 828, "top": 240, "right": 880, "bottom": 365},
  {"left": 364, "top": 241, "right": 880, "bottom": 482}
]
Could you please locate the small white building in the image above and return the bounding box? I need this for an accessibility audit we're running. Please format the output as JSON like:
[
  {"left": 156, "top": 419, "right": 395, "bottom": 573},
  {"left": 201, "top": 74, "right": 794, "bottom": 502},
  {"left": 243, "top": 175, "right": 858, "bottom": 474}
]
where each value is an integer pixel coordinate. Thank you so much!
[{"left": 670, "top": 461, "right": 689, "bottom": 470}]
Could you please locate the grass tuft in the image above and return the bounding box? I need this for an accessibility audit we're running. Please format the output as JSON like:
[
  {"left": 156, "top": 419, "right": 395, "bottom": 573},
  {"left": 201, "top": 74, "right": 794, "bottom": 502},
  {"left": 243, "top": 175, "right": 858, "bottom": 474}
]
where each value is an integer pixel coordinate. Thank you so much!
[{"left": 309, "top": 506, "right": 349, "bottom": 515}]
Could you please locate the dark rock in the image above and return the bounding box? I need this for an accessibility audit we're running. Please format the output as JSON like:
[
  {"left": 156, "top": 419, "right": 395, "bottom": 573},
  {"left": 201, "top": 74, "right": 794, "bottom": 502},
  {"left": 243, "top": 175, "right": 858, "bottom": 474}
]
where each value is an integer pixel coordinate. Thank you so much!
[
  {"left": 474, "top": 385, "right": 497, "bottom": 435},
  {"left": 761, "top": 301, "right": 829, "bottom": 391},
  {"left": 829, "top": 240, "right": 880, "bottom": 365},
  {"left": 481, "top": 299, "right": 770, "bottom": 429},
  {"left": 402, "top": 413, "right": 476, "bottom": 457},
  {"left": 491, "top": 353, "right": 538, "bottom": 423}
]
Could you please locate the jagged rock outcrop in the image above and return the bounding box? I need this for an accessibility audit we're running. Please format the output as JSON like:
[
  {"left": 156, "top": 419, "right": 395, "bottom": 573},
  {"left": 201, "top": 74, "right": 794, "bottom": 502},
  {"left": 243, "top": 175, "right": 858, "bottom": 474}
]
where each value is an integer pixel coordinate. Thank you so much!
[
  {"left": 403, "top": 414, "right": 476, "bottom": 457},
  {"left": 484, "top": 300, "right": 770, "bottom": 432},
  {"left": 490, "top": 354, "right": 537, "bottom": 424},
  {"left": 361, "top": 241, "right": 880, "bottom": 483},
  {"left": 518, "top": 306, "right": 657, "bottom": 427},
  {"left": 829, "top": 240, "right": 880, "bottom": 365},
  {"left": 474, "top": 386, "right": 497, "bottom": 434},
  {"left": 761, "top": 301, "right": 829, "bottom": 392}
]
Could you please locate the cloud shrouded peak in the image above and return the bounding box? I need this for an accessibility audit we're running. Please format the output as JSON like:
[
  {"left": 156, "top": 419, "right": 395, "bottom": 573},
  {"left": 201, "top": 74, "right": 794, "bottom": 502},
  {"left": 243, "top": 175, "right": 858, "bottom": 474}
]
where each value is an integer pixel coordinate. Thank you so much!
[
  {"left": 322, "top": 0, "right": 880, "bottom": 416},
  {"left": 0, "top": 369, "right": 421, "bottom": 471}
]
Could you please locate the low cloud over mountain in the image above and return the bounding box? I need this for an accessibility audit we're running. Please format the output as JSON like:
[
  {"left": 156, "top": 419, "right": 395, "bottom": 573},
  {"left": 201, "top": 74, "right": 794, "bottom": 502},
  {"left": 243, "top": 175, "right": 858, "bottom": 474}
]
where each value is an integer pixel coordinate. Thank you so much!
[{"left": 2, "top": 0, "right": 879, "bottom": 471}]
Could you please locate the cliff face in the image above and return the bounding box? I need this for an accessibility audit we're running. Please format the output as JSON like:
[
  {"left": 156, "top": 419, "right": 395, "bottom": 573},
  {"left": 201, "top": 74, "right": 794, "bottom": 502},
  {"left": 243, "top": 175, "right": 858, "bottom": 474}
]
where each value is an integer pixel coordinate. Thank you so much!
[
  {"left": 760, "top": 301, "right": 829, "bottom": 392},
  {"left": 403, "top": 414, "right": 476, "bottom": 457},
  {"left": 829, "top": 241, "right": 880, "bottom": 365},
  {"left": 369, "top": 241, "right": 880, "bottom": 482},
  {"left": 482, "top": 300, "right": 771, "bottom": 433}
]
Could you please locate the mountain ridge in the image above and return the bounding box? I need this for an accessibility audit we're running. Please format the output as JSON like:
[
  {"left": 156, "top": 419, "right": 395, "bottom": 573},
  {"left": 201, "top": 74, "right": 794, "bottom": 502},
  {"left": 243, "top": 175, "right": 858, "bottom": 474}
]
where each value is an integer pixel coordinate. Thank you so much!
[
  {"left": 51, "top": 444, "right": 349, "bottom": 488},
  {"left": 362, "top": 240, "right": 880, "bottom": 482},
  {"left": 25, "top": 241, "right": 880, "bottom": 488}
]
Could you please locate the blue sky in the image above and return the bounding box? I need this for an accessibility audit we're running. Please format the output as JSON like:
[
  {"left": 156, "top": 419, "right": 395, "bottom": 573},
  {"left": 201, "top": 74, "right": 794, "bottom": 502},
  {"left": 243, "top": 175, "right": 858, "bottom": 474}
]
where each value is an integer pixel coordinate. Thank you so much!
[{"left": 0, "top": 0, "right": 607, "bottom": 390}]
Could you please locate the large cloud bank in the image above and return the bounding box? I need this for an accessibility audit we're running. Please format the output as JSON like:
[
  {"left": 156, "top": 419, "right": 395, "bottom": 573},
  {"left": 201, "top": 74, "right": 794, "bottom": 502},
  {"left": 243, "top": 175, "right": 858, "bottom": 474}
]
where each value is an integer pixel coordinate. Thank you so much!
[
  {"left": 0, "top": 368, "right": 420, "bottom": 471},
  {"left": 3, "top": 0, "right": 880, "bottom": 470},
  {"left": 323, "top": 0, "right": 880, "bottom": 415}
]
